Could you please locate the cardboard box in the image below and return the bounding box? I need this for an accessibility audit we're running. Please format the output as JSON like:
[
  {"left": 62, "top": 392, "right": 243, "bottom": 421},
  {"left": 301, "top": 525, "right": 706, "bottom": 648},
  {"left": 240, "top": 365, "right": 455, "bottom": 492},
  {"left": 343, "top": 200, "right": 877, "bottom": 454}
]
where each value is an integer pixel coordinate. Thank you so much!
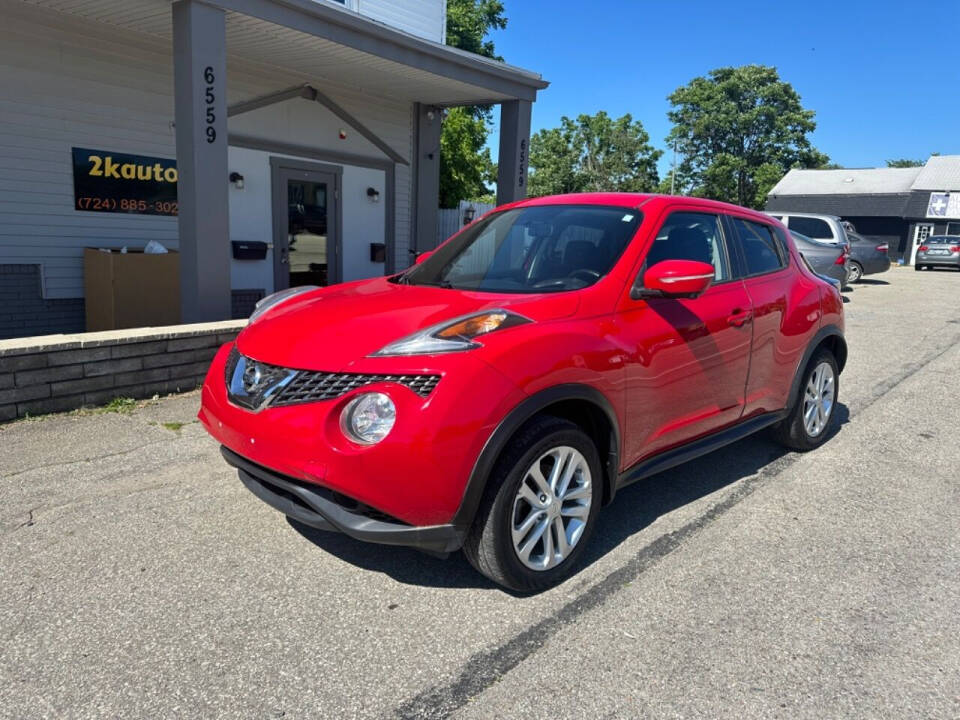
[{"left": 84, "top": 248, "right": 181, "bottom": 331}]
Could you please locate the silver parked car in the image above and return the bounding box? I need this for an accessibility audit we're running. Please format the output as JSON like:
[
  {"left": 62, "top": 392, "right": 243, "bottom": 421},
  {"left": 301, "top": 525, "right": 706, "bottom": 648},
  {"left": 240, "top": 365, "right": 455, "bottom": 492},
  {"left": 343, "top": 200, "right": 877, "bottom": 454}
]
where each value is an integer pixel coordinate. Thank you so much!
[
  {"left": 915, "top": 236, "right": 960, "bottom": 271},
  {"left": 791, "top": 230, "right": 849, "bottom": 288}
]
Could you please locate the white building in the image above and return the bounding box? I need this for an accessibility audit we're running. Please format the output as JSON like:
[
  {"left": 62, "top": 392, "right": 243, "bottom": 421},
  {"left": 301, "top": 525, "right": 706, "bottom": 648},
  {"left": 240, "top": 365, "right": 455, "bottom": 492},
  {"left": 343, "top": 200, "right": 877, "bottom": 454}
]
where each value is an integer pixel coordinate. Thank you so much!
[{"left": 0, "top": 0, "right": 547, "bottom": 338}]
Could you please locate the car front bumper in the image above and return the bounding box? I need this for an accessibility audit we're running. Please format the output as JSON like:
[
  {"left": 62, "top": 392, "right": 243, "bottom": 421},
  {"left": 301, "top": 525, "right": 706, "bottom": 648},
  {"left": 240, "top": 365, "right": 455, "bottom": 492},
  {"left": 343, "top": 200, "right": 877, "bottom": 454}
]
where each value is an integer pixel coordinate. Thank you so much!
[
  {"left": 222, "top": 446, "right": 464, "bottom": 553},
  {"left": 199, "top": 342, "right": 527, "bottom": 528}
]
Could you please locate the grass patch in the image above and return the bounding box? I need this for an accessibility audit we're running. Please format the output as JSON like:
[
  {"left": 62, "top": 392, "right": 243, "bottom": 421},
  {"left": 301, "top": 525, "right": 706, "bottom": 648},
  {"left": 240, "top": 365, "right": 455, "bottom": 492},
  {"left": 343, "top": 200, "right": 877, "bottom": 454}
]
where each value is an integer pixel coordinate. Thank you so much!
[
  {"left": 161, "top": 421, "right": 186, "bottom": 432},
  {"left": 102, "top": 396, "right": 138, "bottom": 414}
]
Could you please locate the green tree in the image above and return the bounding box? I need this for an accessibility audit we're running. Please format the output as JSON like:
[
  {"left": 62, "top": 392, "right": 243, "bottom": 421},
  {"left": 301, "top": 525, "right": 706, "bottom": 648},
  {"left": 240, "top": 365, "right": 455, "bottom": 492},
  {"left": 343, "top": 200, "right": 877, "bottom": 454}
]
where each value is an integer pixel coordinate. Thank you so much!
[
  {"left": 528, "top": 112, "right": 661, "bottom": 197},
  {"left": 886, "top": 158, "right": 925, "bottom": 168},
  {"left": 438, "top": 0, "right": 506, "bottom": 207},
  {"left": 439, "top": 108, "right": 495, "bottom": 208},
  {"left": 665, "top": 65, "right": 829, "bottom": 209}
]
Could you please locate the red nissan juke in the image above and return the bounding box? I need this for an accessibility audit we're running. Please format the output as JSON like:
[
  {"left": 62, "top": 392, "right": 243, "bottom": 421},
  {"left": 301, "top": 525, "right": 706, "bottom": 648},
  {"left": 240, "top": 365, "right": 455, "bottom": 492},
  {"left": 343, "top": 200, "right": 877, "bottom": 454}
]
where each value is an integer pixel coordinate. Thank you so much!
[{"left": 200, "top": 193, "right": 846, "bottom": 592}]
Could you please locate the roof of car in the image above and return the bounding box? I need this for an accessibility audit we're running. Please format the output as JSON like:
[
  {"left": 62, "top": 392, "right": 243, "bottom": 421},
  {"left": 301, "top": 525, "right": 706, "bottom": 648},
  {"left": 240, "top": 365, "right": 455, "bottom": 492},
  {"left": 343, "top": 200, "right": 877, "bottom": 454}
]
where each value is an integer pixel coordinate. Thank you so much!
[
  {"left": 507, "top": 192, "right": 774, "bottom": 220},
  {"left": 766, "top": 211, "right": 841, "bottom": 221}
]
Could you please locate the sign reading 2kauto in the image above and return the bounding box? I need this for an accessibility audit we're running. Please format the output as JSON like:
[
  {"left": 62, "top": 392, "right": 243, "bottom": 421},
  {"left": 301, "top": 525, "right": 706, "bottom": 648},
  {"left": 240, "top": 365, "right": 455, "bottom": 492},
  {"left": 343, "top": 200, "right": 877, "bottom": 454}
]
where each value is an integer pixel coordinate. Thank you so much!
[{"left": 72, "top": 147, "right": 179, "bottom": 216}]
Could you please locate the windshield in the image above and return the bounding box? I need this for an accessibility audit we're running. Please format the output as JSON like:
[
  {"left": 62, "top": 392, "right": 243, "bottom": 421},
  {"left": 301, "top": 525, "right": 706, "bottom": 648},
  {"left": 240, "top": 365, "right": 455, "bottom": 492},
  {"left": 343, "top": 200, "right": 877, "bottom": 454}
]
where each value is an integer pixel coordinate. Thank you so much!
[{"left": 397, "top": 205, "right": 643, "bottom": 293}]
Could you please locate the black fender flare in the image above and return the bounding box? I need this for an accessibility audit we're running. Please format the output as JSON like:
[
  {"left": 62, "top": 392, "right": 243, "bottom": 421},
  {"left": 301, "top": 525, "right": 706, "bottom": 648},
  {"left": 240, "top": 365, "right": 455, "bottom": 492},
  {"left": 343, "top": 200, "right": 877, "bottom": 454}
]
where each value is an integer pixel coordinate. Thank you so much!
[
  {"left": 451, "top": 384, "right": 621, "bottom": 533},
  {"left": 786, "top": 324, "right": 847, "bottom": 413}
]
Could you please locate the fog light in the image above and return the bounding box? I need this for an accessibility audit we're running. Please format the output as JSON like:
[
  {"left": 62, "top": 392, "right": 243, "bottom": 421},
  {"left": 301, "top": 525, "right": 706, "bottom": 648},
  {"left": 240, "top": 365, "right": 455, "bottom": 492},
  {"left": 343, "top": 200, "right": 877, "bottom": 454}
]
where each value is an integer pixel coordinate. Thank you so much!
[{"left": 340, "top": 392, "right": 396, "bottom": 445}]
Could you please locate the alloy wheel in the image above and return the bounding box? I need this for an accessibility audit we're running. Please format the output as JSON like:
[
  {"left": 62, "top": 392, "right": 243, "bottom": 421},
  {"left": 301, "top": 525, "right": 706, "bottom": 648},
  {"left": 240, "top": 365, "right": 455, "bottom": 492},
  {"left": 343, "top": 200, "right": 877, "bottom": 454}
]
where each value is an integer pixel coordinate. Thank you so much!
[
  {"left": 510, "top": 446, "right": 592, "bottom": 571},
  {"left": 803, "top": 361, "right": 836, "bottom": 438}
]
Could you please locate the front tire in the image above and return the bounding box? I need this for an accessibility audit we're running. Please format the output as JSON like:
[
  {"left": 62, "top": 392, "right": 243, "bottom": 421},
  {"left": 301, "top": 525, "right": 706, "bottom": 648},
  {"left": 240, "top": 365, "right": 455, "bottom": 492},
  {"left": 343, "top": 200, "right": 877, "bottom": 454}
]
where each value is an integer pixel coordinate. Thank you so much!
[
  {"left": 772, "top": 348, "right": 839, "bottom": 452},
  {"left": 915, "top": 264, "right": 923, "bottom": 271},
  {"left": 463, "top": 416, "right": 602, "bottom": 593}
]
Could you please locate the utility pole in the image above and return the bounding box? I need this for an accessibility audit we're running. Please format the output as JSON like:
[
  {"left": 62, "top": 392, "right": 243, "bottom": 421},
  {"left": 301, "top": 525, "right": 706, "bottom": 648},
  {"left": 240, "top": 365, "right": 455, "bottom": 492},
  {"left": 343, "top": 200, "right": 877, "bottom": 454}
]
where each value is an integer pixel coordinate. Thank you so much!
[{"left": 670, "top": 137, "right": 678, "bottom": 195}]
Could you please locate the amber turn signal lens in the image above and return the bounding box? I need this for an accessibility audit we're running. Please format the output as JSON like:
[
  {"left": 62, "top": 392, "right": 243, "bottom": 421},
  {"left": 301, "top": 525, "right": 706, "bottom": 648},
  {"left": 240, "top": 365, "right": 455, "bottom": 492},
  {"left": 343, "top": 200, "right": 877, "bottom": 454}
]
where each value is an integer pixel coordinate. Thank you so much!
[{"left": 436, "top": 312, "right": 508, "bottom": 339}]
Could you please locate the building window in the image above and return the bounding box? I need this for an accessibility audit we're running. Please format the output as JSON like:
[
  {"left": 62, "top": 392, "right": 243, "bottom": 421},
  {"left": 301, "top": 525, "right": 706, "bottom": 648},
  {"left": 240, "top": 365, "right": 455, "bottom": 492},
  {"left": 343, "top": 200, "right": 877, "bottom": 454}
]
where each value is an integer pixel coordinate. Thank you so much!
[{"left": 947, "top": 222, "right": 960, "bottom": 236}]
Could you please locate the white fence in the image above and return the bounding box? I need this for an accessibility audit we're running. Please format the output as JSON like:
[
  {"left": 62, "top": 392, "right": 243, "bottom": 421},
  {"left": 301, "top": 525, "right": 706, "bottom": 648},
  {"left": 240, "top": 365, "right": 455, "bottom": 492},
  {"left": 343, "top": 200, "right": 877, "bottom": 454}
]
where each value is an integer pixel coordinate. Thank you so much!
[{"left": 437, "top": 200, "right": 495, "bottom": 246}]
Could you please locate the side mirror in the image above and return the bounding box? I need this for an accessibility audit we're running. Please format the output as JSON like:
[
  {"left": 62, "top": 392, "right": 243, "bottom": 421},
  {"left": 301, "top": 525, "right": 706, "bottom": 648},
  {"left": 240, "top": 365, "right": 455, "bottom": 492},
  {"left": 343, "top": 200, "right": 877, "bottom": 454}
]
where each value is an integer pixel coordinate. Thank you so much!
[
  {"left": 630, "top": 259, "right": 715, "bottom": 300},
  {"left": 415, "top": 250, "right": 433, "bottom": 265}
]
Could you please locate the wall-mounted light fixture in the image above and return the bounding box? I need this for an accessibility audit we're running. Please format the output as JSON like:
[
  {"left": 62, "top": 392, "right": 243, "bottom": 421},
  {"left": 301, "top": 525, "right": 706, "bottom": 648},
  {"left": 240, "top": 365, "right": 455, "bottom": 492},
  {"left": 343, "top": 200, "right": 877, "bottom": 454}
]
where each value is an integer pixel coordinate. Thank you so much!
[
  {"left": 229, "top": 172, "right": 245, "bottom": 190},
  {"left": 463, "top": 205, "right": 476, "bottom": 225},
  {"left": 366, "top": 187, "right": 381, "bottom": 203}
]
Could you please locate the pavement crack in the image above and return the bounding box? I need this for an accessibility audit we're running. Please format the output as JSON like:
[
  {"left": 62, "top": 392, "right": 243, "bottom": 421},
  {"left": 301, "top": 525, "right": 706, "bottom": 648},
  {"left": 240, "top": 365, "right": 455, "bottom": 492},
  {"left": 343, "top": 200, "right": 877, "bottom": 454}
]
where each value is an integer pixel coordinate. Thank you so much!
[
  {"left": 394, "top": 329, "right": 960, "bottom": 720},
  {"left": 15, "top": 507, "right": 37, "bottom": 529},
  {"left": 0, "top": 437, "right": 181, "bottom": 481}
]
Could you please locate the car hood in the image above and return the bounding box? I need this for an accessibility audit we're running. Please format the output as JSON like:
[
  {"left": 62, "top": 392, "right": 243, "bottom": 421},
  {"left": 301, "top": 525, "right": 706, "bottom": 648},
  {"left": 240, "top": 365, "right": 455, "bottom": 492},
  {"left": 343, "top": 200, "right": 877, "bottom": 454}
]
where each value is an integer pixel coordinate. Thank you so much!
[{"left": 236, "top": 277, "right": 580, "bottom": 370}]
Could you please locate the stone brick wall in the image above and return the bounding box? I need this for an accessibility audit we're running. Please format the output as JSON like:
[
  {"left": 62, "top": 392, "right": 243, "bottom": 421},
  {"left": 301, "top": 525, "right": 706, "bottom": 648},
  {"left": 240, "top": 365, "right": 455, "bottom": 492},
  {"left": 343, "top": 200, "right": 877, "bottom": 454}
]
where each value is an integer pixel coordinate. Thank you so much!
[
  {"left": 0, "top": 320, "right": 246, "bottom": 422},
  {"left": 0, "top": 265, "right": 85, "bottom": 340}
]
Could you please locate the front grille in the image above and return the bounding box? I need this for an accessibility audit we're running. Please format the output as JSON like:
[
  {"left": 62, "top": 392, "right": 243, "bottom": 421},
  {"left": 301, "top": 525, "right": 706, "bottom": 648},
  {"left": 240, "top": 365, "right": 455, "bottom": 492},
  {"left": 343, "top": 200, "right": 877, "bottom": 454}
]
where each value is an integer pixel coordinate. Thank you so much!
[
  {"left": 273, "top": 371, "right": 440, "bottom": 406},
  {"left": 225, "top": 347, "right": 439, "bottom": 409}
]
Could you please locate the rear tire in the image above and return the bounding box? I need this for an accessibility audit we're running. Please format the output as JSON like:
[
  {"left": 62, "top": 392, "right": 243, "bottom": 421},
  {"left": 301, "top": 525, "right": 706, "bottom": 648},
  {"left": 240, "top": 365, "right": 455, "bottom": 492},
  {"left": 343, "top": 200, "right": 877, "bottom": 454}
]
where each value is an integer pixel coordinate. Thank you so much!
[
  {"left": 772, "top": 348, "right": 839, "bottom": 452},
  {"left": 463, "top": 416, "right": 602, "bottom": 593},
  {"left": 848, "top": 261, "right": 863, "bottom": 283},
  {"left": 915, "top": 264, "right": 923, "bottom": 271}
]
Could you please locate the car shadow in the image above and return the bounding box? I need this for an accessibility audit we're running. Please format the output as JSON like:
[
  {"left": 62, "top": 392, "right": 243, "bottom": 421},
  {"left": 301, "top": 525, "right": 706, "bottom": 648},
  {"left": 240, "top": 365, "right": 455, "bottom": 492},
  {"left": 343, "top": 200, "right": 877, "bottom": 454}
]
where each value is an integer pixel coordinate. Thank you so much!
[
  {"left": 855, "top": 278, "right": 890, "bottom": 286},
  {"left": 288, "top": 403, "right": 850, "bottom": 593}
]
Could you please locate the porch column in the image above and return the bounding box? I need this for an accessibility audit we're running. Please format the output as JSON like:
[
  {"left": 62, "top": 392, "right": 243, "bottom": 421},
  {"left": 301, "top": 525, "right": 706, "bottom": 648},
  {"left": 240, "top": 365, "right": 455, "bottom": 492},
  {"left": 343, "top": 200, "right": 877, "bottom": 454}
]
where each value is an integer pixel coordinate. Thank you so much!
[
  {"left": 172, "top": 0, "right": 230, "bottom": 322},
  {"left": 496, "top": 99, "right": 532, "bottom": 206},
  {"left": 413, "top": 103, "right": 442, "bottom": 255}
]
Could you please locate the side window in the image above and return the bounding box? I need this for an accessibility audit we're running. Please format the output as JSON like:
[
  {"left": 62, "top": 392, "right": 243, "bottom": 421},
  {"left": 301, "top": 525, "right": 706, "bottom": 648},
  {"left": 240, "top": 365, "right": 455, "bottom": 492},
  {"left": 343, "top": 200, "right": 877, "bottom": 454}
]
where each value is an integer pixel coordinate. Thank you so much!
[
  {"left": 732, "top": 218, "right": 785, "bottom": 276},
  {"left": 644, "top": 212, "right": 729, "bottom": 282},
  {"left": 789, "top": 216, "right": 833, "bottom": 240}
]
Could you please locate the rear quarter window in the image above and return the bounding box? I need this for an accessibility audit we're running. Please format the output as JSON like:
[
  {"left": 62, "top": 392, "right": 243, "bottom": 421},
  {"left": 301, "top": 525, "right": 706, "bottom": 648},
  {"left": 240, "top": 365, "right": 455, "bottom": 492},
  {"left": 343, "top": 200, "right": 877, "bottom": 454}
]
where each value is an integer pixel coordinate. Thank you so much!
[{"left": 789, "top": 216, "right": 834, "bottom": 240}]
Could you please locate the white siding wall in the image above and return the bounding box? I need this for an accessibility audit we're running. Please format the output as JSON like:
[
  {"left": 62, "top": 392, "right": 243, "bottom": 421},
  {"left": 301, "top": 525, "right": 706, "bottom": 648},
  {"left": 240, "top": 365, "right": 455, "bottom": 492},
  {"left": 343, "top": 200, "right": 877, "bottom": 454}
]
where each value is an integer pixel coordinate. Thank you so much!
[
  {"left": 0, "top": 1, "right": 414, "bottom": 300},
  {"left": 0, "top": 6, "right": 179, "bottom": 299},
  {"left": 329, "top": 0, "right": 446, "bottom": 43}
]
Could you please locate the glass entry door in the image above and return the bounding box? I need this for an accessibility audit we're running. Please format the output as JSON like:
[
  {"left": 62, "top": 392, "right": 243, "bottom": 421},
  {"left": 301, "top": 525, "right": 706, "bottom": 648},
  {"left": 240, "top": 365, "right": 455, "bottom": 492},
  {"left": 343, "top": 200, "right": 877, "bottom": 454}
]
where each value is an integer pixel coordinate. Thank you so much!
[{"left": 272, "top": 162, "right": 340, "bottom": 290}]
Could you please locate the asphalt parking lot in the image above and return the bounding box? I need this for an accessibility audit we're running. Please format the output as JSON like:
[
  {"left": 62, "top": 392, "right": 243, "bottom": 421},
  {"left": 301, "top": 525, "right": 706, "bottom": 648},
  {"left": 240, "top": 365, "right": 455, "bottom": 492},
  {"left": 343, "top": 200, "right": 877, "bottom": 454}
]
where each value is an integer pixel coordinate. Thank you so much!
[{"left": 2, "top": 267, "right": 959, "bottom": 719}]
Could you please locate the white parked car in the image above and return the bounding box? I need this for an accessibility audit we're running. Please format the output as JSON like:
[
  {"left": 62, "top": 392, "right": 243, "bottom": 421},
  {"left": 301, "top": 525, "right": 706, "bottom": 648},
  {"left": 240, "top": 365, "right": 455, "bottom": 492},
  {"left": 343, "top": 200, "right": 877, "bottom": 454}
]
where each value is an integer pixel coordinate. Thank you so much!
[{"left": 765, "top": 212, "right": 850, "bottom": 249}]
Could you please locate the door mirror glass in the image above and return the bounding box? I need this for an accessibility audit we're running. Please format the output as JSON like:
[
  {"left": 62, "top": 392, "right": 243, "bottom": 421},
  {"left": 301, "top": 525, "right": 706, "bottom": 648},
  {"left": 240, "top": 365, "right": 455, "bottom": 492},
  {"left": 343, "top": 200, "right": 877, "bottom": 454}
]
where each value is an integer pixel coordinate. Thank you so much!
[{"left": 632, "top": 260, "right": 715, "bottom": 299}]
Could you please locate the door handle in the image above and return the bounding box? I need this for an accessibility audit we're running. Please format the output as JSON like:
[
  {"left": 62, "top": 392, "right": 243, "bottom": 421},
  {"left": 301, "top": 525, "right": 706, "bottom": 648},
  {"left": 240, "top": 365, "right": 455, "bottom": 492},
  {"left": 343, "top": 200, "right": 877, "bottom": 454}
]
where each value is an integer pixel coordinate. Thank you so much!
[{"left": 727, "top": 309, "right": 753, "bottom": 327}]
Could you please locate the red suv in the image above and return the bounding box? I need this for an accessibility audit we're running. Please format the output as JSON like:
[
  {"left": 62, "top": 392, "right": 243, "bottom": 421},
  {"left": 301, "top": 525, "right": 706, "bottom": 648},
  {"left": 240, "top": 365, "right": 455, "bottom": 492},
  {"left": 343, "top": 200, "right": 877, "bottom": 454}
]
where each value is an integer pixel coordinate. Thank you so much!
[{"left": 200, "top": 194, "right": 845, "bottom": 592}]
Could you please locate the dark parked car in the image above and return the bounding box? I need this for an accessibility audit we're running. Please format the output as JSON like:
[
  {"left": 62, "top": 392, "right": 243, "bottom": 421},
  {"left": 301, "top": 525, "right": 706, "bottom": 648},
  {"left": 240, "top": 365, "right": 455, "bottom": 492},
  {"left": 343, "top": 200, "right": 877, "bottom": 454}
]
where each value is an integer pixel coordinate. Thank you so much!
[
  {"left": 790, "top": 230, "right": 849, "bottom": 288},
  {"left": 915, "top": 236, "right": 960, "bottom": 271},
  {"left": 845, "top": 232, "right": 891, "bottom": 282}
]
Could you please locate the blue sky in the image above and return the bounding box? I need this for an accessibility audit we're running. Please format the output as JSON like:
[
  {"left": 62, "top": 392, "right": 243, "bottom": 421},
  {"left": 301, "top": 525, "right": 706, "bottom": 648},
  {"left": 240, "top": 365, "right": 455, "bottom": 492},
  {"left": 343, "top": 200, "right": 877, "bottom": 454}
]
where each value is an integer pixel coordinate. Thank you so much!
[{"left": 487, "top": 0, "right": 960, "bottom": 177}]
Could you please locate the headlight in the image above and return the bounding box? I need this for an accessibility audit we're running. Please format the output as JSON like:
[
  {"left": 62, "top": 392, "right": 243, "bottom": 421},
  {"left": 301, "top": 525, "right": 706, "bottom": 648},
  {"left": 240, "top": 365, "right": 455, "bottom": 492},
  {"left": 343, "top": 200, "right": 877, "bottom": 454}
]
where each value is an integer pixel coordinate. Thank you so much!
[
  {"left": 372, "top": 310, "right": 531, "bottom": 356},
  {"left": 249, "top": 285, "right": 318, "bottom": 323},
  {"left": 340, "top": 392, "right": 396, "bottom": 445}
]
